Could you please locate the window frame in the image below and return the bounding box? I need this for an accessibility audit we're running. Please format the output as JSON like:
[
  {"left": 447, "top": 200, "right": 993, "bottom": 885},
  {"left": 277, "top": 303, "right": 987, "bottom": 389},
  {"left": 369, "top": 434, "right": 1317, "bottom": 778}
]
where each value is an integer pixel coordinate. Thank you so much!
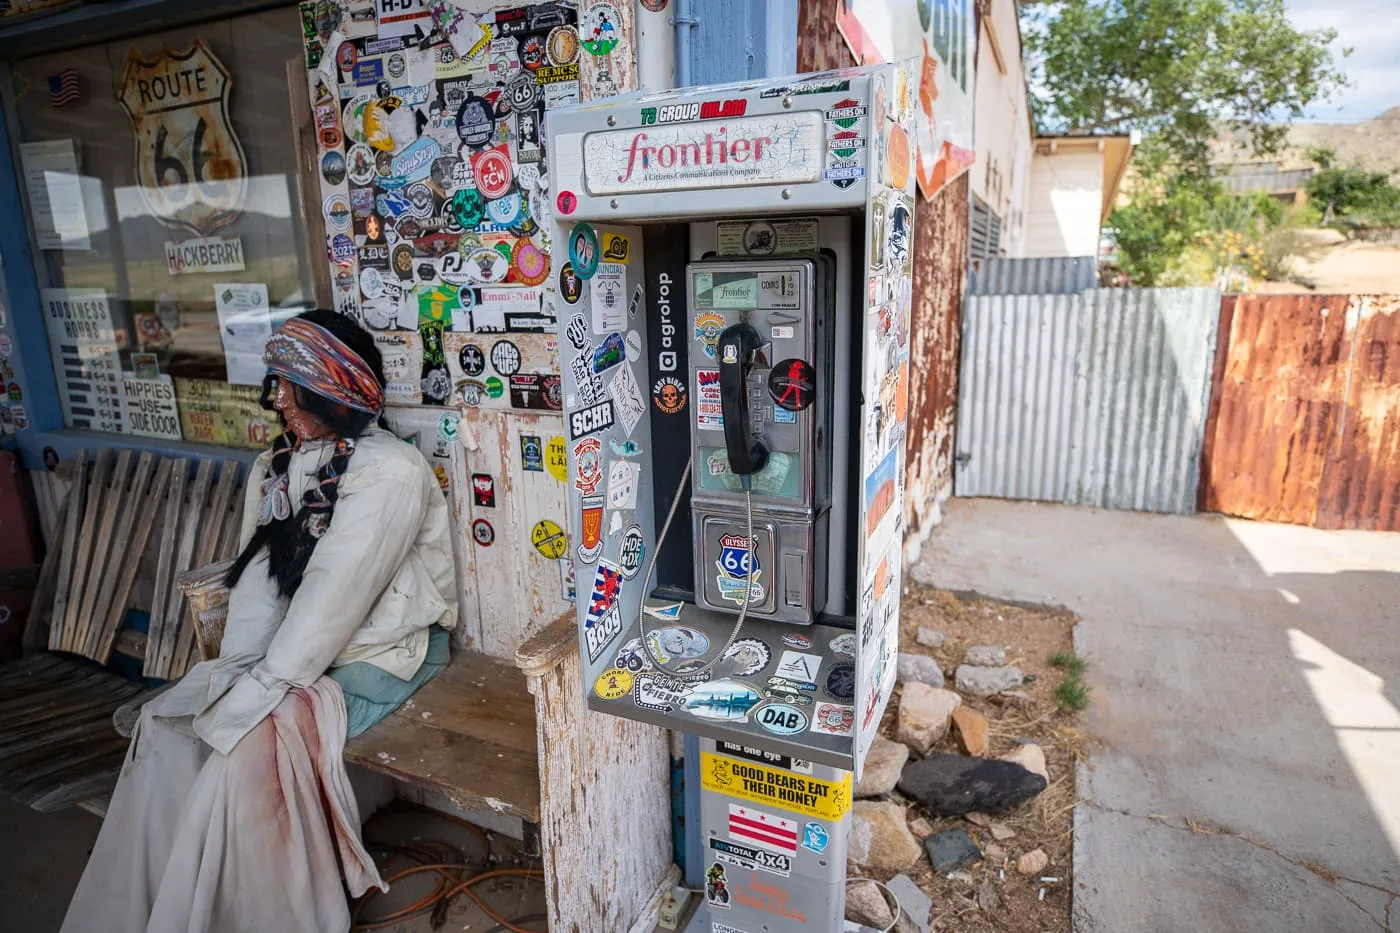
[{"left": 0, "top": 0, "right": 306, "bottom": 469}]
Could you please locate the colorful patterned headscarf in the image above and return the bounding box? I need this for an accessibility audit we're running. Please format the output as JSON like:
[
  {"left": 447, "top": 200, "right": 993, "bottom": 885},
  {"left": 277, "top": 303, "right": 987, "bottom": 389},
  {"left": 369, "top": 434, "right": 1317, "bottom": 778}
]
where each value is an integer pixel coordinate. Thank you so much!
[{"left": 263, "top": 317, "right": 383, "bottom": 414}]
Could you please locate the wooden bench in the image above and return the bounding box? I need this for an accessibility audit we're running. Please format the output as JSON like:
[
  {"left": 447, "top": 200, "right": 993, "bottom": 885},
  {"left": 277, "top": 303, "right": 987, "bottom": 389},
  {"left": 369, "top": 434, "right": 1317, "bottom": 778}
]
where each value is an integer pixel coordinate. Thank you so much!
[
  {"left": 344, "top": 645, "right": 540, "bottom": 826},
  {"left": 103, "top": 612, "right": 677, "bottom": 932}
]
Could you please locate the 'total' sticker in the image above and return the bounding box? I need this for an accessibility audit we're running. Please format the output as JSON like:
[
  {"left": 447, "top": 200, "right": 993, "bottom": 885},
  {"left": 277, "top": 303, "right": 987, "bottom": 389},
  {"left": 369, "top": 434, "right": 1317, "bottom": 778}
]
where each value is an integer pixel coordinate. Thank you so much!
[{"left": 768, "top": 358, "right": 816, "bottom": 412}]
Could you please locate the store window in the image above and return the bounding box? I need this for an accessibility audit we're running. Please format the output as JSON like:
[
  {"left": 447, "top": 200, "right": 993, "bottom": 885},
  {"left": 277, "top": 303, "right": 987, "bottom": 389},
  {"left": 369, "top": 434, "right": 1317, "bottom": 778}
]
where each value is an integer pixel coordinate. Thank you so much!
[{"left": 12, "top": 6, "right": 318, "bottom": 449}]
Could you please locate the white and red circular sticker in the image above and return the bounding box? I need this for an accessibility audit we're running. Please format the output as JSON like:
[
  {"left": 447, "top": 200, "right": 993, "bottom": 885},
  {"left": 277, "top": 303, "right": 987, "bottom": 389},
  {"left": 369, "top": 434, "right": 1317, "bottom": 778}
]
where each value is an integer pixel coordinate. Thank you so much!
[
  {"left": 472, "top": 519, "right": 495, "bottom": 546},
  {"left": 472, "top": 146, "right": 513, "bottom": 200}
]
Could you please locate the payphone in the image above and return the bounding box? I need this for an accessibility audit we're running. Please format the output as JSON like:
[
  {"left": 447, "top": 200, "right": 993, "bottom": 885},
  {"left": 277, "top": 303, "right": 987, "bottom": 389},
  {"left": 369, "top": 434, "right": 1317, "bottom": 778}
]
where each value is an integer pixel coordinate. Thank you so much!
[
  {"left": 548, "top": 63, "right": 917, "bottom": 933},
  {"left": 686, "top": 258, "right": 835, "bottom": 624}
]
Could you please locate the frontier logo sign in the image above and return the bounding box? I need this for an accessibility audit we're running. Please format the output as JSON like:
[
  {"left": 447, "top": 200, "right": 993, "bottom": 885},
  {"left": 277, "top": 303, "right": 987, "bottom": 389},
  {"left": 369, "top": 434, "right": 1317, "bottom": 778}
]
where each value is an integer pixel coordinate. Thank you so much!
[{"left": 582, "top": 111, "right": 824, "bottom": 195}]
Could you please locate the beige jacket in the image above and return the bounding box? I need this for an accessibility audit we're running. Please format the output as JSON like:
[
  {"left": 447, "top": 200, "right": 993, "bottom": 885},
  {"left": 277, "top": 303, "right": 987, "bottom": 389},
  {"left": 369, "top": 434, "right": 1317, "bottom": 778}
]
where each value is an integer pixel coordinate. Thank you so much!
[{"left": 152, "top": 427, "right": 457, "bottom": 755}]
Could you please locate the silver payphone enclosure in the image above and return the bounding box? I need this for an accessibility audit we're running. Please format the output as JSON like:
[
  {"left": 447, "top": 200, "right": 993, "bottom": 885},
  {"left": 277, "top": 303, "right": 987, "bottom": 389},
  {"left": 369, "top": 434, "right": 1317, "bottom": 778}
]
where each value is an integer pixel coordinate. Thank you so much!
[{"left": 548, "top": 66, "right": 918, "bottom": 776}]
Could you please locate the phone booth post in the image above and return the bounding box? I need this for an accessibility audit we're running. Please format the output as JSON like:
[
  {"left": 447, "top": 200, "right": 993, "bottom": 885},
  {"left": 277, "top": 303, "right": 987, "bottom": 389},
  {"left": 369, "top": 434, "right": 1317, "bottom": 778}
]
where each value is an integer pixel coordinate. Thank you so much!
[{"left": 547, "top": 65, "right": 917, "bottom": 931}]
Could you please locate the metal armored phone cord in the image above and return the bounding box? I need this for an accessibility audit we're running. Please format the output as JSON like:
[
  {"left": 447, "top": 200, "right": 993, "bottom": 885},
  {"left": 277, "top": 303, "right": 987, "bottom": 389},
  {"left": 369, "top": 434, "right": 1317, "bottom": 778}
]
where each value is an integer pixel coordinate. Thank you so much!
[{"left": 637, "top": 452, "right": 757, "bottom": 679}]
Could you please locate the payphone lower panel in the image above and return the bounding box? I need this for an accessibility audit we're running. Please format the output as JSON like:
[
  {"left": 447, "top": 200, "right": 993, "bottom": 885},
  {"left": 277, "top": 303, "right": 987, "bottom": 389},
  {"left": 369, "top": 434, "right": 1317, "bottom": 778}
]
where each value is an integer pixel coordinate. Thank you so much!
[{"left": 693, "top": 510, "right": 829, "bottom": 623}]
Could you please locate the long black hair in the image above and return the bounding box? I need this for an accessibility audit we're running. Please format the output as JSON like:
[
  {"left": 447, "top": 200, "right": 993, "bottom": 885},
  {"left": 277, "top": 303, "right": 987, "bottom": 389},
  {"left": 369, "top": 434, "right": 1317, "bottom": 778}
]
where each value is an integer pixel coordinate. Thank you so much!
[{"left": 225, "top": 309, "right": 388, "bottom": 597}]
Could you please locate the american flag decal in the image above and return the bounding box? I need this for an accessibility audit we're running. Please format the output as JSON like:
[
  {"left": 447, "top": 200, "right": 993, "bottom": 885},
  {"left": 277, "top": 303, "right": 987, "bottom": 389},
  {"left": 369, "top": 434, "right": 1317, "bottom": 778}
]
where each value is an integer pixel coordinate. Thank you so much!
[
  {"left": 728, "top": 804, "right": 798, "bottom": 856},
  {"left": 49, "top": 69, "right": 80, "bottom": 108}
]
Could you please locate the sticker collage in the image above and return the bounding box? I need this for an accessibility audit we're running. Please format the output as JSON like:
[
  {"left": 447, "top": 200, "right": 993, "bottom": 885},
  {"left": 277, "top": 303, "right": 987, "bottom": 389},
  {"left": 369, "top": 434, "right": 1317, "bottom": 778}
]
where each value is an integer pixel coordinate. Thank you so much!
[
  {"left": 296, "top": 0, "right": 631, "bottom": 578},
  {"left": 298, "top": 0, "right": 633, "bottom": 415},
  {"left": 556, "top": 227, "right": 654, "bottom": 671},
  {"left": 854, "top": 66, "right": 916, "bottom": 765},
  {"left": 594, "top": 613, "right": 863, "bottom": 745},
  {"left": 701, "top": 742, "right": 851, "bottom": 922}
]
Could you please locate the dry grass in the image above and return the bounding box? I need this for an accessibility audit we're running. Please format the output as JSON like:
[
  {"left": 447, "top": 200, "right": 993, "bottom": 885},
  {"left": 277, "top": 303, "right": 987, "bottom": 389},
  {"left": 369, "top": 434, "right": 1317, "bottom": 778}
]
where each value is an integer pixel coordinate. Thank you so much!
[{"left": 871, "top": 584, "right": 1087, "bottom": 933}]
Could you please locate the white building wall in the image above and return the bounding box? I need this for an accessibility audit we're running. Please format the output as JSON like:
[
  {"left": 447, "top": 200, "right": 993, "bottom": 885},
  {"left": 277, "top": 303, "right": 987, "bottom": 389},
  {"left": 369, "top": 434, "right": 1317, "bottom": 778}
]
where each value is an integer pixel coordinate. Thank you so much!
[
  {"left": 971, "top": 0, "right": 1032, "bottom": 256},
  {"left": 1025, "top": 150, "right": 1103, "bottom": 258}
]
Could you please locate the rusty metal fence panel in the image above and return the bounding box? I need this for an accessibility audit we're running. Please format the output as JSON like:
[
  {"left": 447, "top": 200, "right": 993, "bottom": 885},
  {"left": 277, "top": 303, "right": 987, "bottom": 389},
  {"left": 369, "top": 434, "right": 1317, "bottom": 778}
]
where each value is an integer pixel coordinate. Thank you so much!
[
  {"left": 967, "top": 256, "right": 1097, "bottom": 296},
  {"left": 1202, "top": 294, "right": 1399, "bottom": 530},
  {"left": 956, "top": 287, "right": 1222, "bottom": 514}
]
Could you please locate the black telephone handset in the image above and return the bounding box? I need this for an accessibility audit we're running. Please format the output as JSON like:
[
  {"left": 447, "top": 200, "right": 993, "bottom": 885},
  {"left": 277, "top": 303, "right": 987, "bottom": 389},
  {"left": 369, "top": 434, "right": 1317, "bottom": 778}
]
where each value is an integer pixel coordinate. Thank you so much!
[{"left": 716, "top": 323, "right": 770, "bottom": 477}]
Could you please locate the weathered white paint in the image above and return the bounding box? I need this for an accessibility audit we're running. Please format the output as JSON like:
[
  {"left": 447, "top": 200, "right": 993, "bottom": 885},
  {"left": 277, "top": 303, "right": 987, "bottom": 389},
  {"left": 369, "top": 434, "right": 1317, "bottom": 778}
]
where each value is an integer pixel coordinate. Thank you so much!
[
  {"left": 457, "top": 409, "right": 572, "bottom": 660},
  {"left": 1026, "top": 149, "right": 1105, "bottom": 257},
  {"left": 971, "top": 0, "right": 1032, "bottom": 257},
  {"left": 519, "top": 617, "right": 674, "bottom": 933}
]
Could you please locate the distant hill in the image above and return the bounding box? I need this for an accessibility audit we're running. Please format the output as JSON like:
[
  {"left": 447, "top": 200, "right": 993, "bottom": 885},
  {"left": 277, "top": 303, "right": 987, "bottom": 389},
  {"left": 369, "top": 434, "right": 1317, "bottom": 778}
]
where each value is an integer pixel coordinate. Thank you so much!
[{"left": 1214, "top": 107, "right": 1400, "bottom": 180}]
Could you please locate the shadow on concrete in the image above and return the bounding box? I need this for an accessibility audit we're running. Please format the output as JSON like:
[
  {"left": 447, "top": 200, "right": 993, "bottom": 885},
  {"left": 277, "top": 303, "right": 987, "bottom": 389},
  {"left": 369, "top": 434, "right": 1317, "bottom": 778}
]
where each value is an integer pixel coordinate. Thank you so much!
[{"left": 915, "top": 498, "right": 1400, "bottom": 931}]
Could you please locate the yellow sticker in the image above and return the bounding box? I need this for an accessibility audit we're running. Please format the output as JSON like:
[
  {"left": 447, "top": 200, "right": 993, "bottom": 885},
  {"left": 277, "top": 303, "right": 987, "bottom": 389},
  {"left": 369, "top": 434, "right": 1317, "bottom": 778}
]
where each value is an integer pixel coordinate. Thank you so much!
[
  {"left": 701, "top": 751, "right": 851, "bottom": 821},
  {"left": 546, "top": 435, "right": 568, "bottom": 482},
  {"left": 594, "top": 667, "right": 633, "bottom": 700},
  {"left": 602, "top": 232, "right": 631, "bottom": 264},
  {"left": 531, "top": 519, "right": 568, "bottom": 560}
]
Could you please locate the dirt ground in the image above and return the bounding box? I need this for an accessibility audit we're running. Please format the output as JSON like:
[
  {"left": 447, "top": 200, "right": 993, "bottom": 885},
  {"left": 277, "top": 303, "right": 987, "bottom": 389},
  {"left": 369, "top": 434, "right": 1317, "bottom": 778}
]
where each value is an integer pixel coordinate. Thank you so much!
[
  {"left": 876, "top": 585, "right": 1083, "bottom": 933},
  {"left": 1251, "top": 228, "right": 1400, "bottom": 294}
]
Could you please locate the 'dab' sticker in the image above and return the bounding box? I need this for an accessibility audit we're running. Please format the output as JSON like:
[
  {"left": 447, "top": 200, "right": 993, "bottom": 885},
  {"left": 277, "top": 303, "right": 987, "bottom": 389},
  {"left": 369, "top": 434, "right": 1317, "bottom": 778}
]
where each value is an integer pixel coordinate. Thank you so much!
[{"left": 755, "top": 703, "right": 809, "bottom": 736}]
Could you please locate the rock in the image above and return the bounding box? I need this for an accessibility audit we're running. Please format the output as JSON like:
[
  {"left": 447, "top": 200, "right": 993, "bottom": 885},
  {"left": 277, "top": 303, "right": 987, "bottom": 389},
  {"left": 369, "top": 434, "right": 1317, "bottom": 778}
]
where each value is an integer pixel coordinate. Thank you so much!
[
  {"left": 898, "top": 754, "right": 1048, "bottom": 815},
  {"left": 984, "top": 842, "right": 1007, "bottom": 860},
  {"left": 964, "top": 811, "right": 990, "bottom": 827},
  {"left": 964, "top": 645, "right": 1007, "bottom": 666},
  {"left": 1018, "top": 848, "right": 1049, "bottom": 875},
  {"left": 924, "top": 828, "right": 982, "bottom": 871},
  {"left": 977, "top": 878, "right": 1002, "bottom": 911},
  {"left": 897, "top": 652, "right": 945, "bottom": 688},
  {"left": 850, "top": 801, "right": 923, "bottom": 873},
  {"left": 989, "top": 821, "right": 1017, "bottom": 841},
  {"left": 855, "top": 734, "right": 909, "bottom": 798},
  {"left": 956, "top": 664, "right": 1023, "bottom": 696},
  {"left": 908, "top": 817, "right": 935, "bottom": 838},
  {"left": 845, "top": 879, "right": 895, "bottom": 929},
  {"left": 916, "top": 627, "right": 947, "bottom": 649},
  {"left": 895, "top": 684, "right": 962, "bottom": 755},
  {"left": 991, "top": 690, "right": 1033, "bottom": 708},
  {"left": 947, "top": 870, "right": 974, "bottom": 884},
  {"left": 885, "top": 873, "right": 932, "bottom": 933},
  {"left": 1000, "top": 743, "right": 1049, "bottom": 782},
  {"left": 951, "top": 707, "right": 990, "bottom": 756}
]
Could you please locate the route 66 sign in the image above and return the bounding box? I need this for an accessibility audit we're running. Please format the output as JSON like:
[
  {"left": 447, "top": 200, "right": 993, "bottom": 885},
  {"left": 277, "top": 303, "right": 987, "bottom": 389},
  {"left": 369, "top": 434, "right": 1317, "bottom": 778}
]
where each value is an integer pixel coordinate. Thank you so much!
[{"left": 119, "top": 40, "right": 247, "bottom": 236}]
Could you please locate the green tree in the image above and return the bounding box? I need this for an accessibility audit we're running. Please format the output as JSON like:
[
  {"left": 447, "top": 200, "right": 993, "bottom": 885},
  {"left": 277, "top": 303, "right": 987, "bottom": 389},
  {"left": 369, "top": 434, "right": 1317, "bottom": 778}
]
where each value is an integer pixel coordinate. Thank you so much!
[
  {"left": 1024, "top": 0, "right": 1349, "bottom": 283},
  {"left": 1307, "top": 166, "right": 1400, "bottom": 230},
  {"left": 1025, "top": 0, "right": 1348, "bottom": 176}
]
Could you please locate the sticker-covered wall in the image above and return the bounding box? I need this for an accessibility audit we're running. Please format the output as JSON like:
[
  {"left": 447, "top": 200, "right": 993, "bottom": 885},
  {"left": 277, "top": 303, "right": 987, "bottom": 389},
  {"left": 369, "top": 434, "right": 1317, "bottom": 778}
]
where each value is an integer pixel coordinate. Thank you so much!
[{"left": 294, "top": 0, "right": 637, "bottom": 657}]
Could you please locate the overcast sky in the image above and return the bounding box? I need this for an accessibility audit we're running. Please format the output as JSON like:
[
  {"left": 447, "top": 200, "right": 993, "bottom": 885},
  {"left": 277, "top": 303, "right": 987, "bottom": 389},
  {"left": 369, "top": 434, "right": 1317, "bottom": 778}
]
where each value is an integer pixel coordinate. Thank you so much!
[{"left": 1285, "top": 0, "right": 1400, "bottom": 122}]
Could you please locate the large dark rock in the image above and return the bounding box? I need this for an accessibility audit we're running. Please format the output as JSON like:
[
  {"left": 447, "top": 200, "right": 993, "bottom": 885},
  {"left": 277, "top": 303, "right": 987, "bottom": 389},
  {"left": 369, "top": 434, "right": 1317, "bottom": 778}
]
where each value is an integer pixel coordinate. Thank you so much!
[{"left": 898, "top": 754, "right": 1047, "bottom": 815}]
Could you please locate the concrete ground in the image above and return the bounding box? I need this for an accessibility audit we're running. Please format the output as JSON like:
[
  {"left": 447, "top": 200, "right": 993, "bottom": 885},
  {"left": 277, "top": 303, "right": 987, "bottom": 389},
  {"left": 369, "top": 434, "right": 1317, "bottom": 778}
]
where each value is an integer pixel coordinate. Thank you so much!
[
  {"left": 913, "top": 498, "right": 1400, "bottom": 933},
  {"left": 0, "top": 793, "right": 544, "bottom": 933},
  {"left": 0, "top": 795, "right": 100, "bottom": 932}
]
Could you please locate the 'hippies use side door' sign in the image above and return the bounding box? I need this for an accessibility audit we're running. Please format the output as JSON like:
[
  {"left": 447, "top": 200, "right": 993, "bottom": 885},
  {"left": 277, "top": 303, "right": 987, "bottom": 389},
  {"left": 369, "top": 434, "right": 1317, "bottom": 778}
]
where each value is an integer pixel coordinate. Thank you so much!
[{"left": 119, "top": 40, "right": 248, "bottom": 236}]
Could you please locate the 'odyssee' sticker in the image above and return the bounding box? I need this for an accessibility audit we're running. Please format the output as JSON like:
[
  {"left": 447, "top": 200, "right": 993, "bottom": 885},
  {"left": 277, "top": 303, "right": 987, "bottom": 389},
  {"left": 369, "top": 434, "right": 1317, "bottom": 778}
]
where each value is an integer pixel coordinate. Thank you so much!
[{"left": 700, "top": 751, "right": 850, "bottom": 821}]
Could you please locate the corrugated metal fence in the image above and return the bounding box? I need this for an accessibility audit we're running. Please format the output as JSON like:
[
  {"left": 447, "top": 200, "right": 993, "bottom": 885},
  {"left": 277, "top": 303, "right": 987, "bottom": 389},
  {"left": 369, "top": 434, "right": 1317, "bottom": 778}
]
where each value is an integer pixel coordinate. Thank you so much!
[
  {"left": 1201, "top": 293, "right": 1399, "bottom": 531},
  {"left": 955, "top": 287, "right": 1221, "bottom": 513},
  {"left": 967, "top": 256, "right": 1097, "bottom": 296}
]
